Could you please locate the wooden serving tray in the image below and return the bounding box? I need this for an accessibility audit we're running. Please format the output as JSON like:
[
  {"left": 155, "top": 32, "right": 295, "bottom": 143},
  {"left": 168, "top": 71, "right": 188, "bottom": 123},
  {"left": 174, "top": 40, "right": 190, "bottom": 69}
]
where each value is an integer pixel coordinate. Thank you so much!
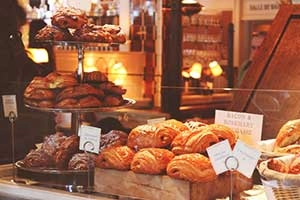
[{"left": 94, "top": 168, "right": 253, "bottom": 200}]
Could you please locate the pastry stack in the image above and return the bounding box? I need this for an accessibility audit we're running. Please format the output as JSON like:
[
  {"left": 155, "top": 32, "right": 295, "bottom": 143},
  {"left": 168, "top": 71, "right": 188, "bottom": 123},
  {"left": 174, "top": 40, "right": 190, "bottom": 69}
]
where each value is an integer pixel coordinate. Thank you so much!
[
  {"left": 24, "top": 71, "right": 127, "bottom": 108},
  {"left": 35, "top": 7, "right": 126, "bottom": 44},
  {"left": 95, "top": 119, "right": 238, "bottom": 183}
]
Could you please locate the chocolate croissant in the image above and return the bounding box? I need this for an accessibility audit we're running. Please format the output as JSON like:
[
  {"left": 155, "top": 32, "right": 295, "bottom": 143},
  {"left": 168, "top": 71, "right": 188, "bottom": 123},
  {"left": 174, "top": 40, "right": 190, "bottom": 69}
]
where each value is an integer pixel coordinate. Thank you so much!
[
  {"left": 95, "top": 146, "right": 135, "bottom": 170},
  {"left": 166, "top": 153, "right": 217, "bottom": 182},
  {"left": 171, "top": 129, "right": 219, "bottom": 155},
  {"left": 127, "top": 124, "right": 178, "bottom": 150},
  {"left": 204, "top": 124, "right": 237, "bottom": 147},
  {"left": 158, "top": 119, "right": 189, "bottom": 133},
  {"left": 131, "top": 148, "right": 174, "bottom": 175}
]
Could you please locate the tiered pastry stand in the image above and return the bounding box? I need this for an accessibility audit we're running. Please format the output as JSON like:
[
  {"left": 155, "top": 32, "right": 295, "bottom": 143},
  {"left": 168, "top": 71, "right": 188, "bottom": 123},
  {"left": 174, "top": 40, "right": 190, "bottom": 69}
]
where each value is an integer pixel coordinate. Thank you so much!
[{"left": 15, "top": 40, "right": 135, "bottom": 192}]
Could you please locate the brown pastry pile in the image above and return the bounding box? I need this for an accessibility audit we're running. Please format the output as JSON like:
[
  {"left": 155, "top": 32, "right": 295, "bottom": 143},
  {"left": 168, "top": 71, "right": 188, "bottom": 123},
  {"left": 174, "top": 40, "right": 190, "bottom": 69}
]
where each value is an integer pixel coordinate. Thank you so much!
[
  {"left": 267, "top": 155, "right": 300, "bottom": 174},
  {"left": 273, "top": 119, "right": 300, "bottom": 154},
  {"left": 24, "top": 71, "right": 127, "bottom": 108},
  {"left": 95, "top": 119, "right": 238, "bottom": 183},
  {"left": 35, "top": 7, "right": 126, "bottom": 44}
]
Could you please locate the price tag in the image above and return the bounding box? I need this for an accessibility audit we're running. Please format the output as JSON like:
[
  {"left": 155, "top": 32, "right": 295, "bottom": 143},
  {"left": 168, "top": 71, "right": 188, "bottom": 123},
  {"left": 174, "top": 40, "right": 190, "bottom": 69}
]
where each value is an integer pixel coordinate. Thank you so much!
[
  {"left": 215, "top": 110, "right": 263, "bottom": 145},
  {"left": 147, "top": 117, "right": 166, "bottom": 125},
  {"left": 2, "top": 95, "right": 18, "bottom": 118},
  {"left": 206, "top": 140, "right": 233, "bottom": 175},
  {"left": 232, "top": 140, "right": 261, "bottom": 178},
  {"left": 79, "top": 125, "right": 101, "bottom": 154}
]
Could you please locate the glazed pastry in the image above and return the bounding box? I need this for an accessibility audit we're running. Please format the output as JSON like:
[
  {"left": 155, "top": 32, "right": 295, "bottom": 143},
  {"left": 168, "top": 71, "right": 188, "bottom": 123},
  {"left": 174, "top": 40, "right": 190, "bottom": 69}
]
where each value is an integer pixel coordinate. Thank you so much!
[
  {"left": 100, "top": 130, "right": 128, "bottom": 152},
  {"left": 68, "top": 153, "right": 96, "bottom": 170},
  {"left": 103, "top": 94, "right": 124, "bottom": 106},
  {"left": 24, "top": 98, "right": 55, "bottom": 108},
  {"left": 34, "top": 25, "right": 73, "bottom": 41},
  {"left": 23, "top": 86, "right": 56, "bottom": 100},
  {"left": 23, "top": 149, "right": 54, "bottom": 168},
  {"left": 159, "top": 119, "right": 189, "bottom": 133},
  {"left": 41, "top": 132, "right": 66, "bottom": 156},
  {"left": 289, "top": 155, "right": 300, "bottom": 174},
  {"left": 95, "top": 146, "right": 135, "bottom": 170},
  {"left": 55, "top": 98, "right": 78, "bottom": 108},
  {"left": 101, "top": 24, "right": 126, "bottom": 43},
  {"left": 171, "top": 129, "right": 219, "bottom": 155},
  {"left": 274, "top": 144, "right": 300, "bottom": 154},
  {"left": 54, "top": 135, "right": 79, "bottom": 169},
  {"left": 274, "top": 119, "right": 300, "bottom": 151},
  {"left": 184, "top": 120, "right": 207, "bottom": 131},
  {"left": 56, "top": 84, "right": 104, "bottom": 101},
  {"left": 167, "top": 153, "right": 217, "bottom": 182},
  {"left": 267, "top": 158, "right": 289, "bottom": 173},
  {"left": 73, "top": 24, "right": 113, "bottom": 43},
  {"left": 131, "top": 148, "right": 174, "bottom": 175},
  {"left": 127, "top": 124, "right": 179, "bottom": 150},
  {"left": 78, "top": 95, "right": 102, "bottom": 108},
  {"left": 204, "top": 124, "right": 237, "bottom": 147},
  {"left": 51, "top": 7, "right": 88, "bottom": 29},
  {"left": 99, "top": 81, "right": 127, "bottom": 95}
]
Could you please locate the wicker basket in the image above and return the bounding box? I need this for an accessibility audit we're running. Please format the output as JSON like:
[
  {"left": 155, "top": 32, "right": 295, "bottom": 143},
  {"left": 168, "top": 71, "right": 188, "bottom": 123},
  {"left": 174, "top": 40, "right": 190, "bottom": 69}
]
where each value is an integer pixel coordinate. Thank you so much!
[{"left": 258, "top": 155, "right": 300, "bottom": 200}]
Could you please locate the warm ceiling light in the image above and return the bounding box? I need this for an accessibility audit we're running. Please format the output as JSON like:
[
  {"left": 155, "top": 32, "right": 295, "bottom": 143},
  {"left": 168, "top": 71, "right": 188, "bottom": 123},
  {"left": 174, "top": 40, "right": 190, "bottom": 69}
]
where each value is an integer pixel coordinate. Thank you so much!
[
  {"left": 181, "top": 0, "right": 203, "bottom": 16},
  {"left": 209, "top": 61, "right": 223, "bottom": 77},
  {"left": 189, "top": 62, "right": 202, "bottom": 79}
]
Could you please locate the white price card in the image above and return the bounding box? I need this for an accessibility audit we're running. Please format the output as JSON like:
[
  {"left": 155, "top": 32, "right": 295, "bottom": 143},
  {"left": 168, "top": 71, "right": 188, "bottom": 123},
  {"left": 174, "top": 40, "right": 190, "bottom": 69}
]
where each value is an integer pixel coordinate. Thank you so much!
[
  {"left": 232, "top": 140, "right": 261, "bottom": 178},
  {"left": 206, "top": 140, "right": 233, "bottom": 175},
  {"left": 2, "top": 95, "right": 18, "bottom": 118},
  {"left": 79, "top": 125, "right": 101, "bottom": 154},
  {"left": 215, "top": 110, "right": 263, "bottom": 145},
  {"left": 147, "top": 117, "right": 166, "bottom": 125}
]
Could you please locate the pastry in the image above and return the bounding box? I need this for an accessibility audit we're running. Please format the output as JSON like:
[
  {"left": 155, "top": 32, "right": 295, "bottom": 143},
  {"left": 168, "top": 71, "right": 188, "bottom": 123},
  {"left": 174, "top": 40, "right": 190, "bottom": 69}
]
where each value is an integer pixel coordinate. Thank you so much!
[
  {"left": 159, "top": 119, "right": 189, "bottom": 133},
  {"left": 24, "top": 98, "right": 55, "bottom": 108},
  {"left": 131, "top": 148, "right": 174, "bottom": 175},
  {"left": 54, "top": 135, "right": 79, "bottom": 169},
  {"left": 23, "top": 149, "right": 54, "bottom": 168},
  {"left": 34, "top": 25, "right": 73, "bottom": 41},
  {"left": 289, "top": 155, "right": 300, "bottom": 174},
  {"left": 184, "top": 120, "right": 207, "bottom": 131},
  {"left": 95, "top": 146, "right": 135, "bottom": 170},
  {"left": 51, "top": 7, "right": 88, "bottom": 29},
  {"left": 274, "top": 119, "right": 300, "bottom": 151},
  {"left": 171, "top": 129, "right": 219, "bottom": 155},
  {"left": 68, "top": 153, "right": 96, "bottom": 170},
  {"left": 55, "top": 98, "right": 78, "bottom": 108},
  {"left": 167, "top": 153, "right": 217, "bottom": 182},
  {"left": 73, "top": 24, "right": 113, "bottom": 43},
  {"left": 23, "top": 86, "right": 56, "bottom": 100},
  {"left": 204, "top": 124, "right": 237, "bottom": 147},
  {"left": 127, "top": 124, "right": 178, "bottom": 150},
  {"left": 103, "top": 94, "right": 124, "bottom": 106},
  {"left": 274, "top": 144, "right": 300, "bottom": 154},
  {"left": 41, "top": 132, "right": 66, "bottom": 156},
  {"left": 102, "top": 24, "right": 126, "bottom": 43},
  {"left": 99, "top": 81, "right": 127, "bottom": 95},
  {"left": 84, "top": 71, "right": 108, "bottom": 83},
  {"left": 267, "top": 158, "right": 289, "bottom": 173},
  {"left": 56, "top": 84, "right": 104, "bottom": 101},
  {"left": 78, "top": 95, "right": 102, "bottom": 107},
  {"left": 100, "top": 130, "right": 128, "bottom": 152}
]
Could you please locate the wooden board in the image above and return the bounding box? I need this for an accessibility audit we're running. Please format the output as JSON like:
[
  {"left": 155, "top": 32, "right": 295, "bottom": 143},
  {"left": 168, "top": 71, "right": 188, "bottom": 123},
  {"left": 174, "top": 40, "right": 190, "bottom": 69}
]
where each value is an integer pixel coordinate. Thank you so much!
[
  {"left": 231, "top": 5, "right": 300, "bottom": 139},
  {"left": 94, "top": 168, "right": 253, "bottom": 200}
]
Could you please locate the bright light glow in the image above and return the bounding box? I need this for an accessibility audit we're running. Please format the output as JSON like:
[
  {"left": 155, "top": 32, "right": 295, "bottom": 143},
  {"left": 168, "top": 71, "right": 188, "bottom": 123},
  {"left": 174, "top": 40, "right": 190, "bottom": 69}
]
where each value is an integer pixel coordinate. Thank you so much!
[
  {"left": 209, "top": 61, "right": 223, "bottom": 77},
  {"left": 27, "top": 48, "right": 49, "bottom": 63},
  {"left": 84, "top": 57, "right": 98, "bottom": 72},
  {"left": 109, "top": 62, "right": 127, "bottom": 85},
  {"left": 91, "top": 0, "right": 98, "bottom": 4},
  {"left": 182, "top": 70, "right": 190, "bottom": 78},
  {"left": 189, "top": 62, "right": 202, "bottom": 79},
  {"left": 182, "top": 0, "right": 198, "bottom": 4}
]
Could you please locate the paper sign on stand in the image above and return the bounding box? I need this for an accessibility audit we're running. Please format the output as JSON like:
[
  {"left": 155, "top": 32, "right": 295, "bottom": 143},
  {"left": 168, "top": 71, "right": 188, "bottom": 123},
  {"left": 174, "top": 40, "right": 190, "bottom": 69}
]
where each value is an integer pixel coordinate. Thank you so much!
[
  {"left": 215, "top": 110, "right": 263, "bottom": 146},
  {"left": 2, "top": 95, "right": 18, "bottom": 118},
  {"left": 79, "top": 125, "right": 101, "bottom": 154},
  {"left": 206, "top": 140, "right": 233, "bottom": 175}
]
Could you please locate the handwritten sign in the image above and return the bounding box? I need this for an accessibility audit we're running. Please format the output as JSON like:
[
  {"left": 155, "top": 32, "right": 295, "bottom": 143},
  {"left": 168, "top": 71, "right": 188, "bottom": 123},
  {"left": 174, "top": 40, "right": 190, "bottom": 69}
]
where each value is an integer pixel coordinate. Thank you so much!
[
  {"left": 242, "top": 0, "right": 280, "bottom": 20},
  {"left": 215, "top": 110, "right": 263, "bottom": 145},
  {"left": 79, "top": 125, "right": 101, "bottom": 154},
  {"left": 2, "top": 95, "right": 18, "bottom": 118}
]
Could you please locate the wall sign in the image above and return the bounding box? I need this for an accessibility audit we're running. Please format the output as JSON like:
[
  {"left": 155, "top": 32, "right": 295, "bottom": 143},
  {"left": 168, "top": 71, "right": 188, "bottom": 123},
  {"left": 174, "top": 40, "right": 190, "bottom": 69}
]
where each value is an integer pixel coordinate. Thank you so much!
[{"left": 242, "top": 0, "right": 280, "bottom": 20}]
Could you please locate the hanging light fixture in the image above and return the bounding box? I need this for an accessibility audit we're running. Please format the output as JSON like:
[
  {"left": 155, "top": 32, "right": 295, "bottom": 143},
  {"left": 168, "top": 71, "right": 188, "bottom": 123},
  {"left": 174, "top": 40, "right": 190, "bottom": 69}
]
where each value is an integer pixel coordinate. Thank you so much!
[
  {"left": 181, "top": 0, "right": 203, "bottom": 16},
  {"left": 209, "top": 61, "right": 223, "bottom": 77}
]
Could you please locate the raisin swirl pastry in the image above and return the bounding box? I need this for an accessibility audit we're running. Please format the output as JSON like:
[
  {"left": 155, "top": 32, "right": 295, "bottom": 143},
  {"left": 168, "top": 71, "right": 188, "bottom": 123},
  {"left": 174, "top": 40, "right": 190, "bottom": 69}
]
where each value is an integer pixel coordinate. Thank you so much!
[
  {"left": 51, "top": 7, "right": 88, "bottom": 29},
  {"left": 34, "top": 25, "right": 73, "bottom": 41},
  {"left": 167, "top": 153, "right": 217, "bottom": 183},
  {"left": 100, "top": 130, "right": 128, "bottom": 152},
  {"left": 95, "top": 146, "right": 135, "bottom": 170},
  {"left": 131, "top": 148, "right": 174, "bottom": 175},
  {"left": 41, "top": 132, "right": 66, "bottom": 156},
  {"left": 73, "top": 24, "right": 113, "bottom": 43},
  {"left": 23, "top": 149, "right": 54, "bottom": 168},
  {"left": 68, "top": 153, "right": 96, "bottom": 170}
]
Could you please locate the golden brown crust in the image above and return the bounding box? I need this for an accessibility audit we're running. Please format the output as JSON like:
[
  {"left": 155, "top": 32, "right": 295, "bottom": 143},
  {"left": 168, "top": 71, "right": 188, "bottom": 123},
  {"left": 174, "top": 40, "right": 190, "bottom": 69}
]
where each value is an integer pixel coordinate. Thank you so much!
[
  {"left": 95, "top": 146, "right": 135, "bottom": 170},
  {"left": 274, "top": 119, "right": 300, "bottom": 150},
  {"left": 204, "top": 124, "right": 237, "bottom": 147},
  {"left": 100, "top": 130, "right": 128, "bottom": 152},
  {"left": 289, "top": 155, "right": 300, "bottom": 174},
  {"left": 103, "top": 95, "right": 124, "bottom": 106},
  {"left": 171, "top": 129, "right": 219, "bottom": 155},
  {"left": 24, "top": 86, "right": 56, "bottom": 100},
  {"left": 130, "top": 148, "right": 174, "bottom": 175},
  {"left": 73, "top": 24, "right": 113, "bottom": 43},
  {"left": 56, "top": 84, "right": 104, "bottom": 101},
  {"left": 51, "top": 7, "right": 88, "bottom": 29},
  {"left": 127, "top": 124, "right": 179, "bottom": 150},
  {"left": 159, "top": 119, "right": 189, "bottom": 133},
  {"left": 34, "top": 25, "right": 73, "bottom": 41},
  {"left": 166, "top": 153, "right": 217, "bottom": 182},
  {"left": 23, "top": 98, "right": 55, "bottom": 108}
]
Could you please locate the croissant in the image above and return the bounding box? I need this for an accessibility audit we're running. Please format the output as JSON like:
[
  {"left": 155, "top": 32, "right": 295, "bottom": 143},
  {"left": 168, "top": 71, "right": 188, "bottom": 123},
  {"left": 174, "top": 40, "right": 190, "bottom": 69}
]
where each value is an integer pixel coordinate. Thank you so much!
[
  {"left": 159, "top": 119, "right": 189, "bottom": 133},
  {"left": 274, "top": 119, "right": 300, "bottom": 151},
  {"left": 95, "top": 146, "right": 135, "bottom": 170},
  {"left": 204, "top": 124, "right": 237, "bottom": 147},
  {"left": 131, "top": 148, "right": 174, "bottom": 175},
  {"left": 171, "top": 129, "right": 219, "bottom": 155},
  {"left": 167, "top": 153, "right": 217, "bottom": 182},
  {"left": 127, "top": 124, "right": 178, "bottom": 150}
]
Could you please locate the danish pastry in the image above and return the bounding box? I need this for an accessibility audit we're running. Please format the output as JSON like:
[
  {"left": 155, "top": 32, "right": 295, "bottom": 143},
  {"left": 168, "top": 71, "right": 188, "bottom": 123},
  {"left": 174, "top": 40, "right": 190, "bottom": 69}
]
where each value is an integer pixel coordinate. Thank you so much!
[
  {"left": 95, "top": 146, "right": 135, "bottom": 170},
  {"left": 171, "top": 129, "right": 219, "bottom": 155},
  {"left": 167, "top": 153, "right": 217, "bottom": 182},
  {"left": 100, "top": 130, "right": 128, "bottom": 152},
  {"left": 131, "top": 148, "right": 174, "bottom": 175},
  {"left": 23, "top": 149, "right": 54, "bottom": 168},
  {"left": 51, "top": 7, "right": 88, "bottom": 29},
  {"left": 34, "top": 25, "right": 73, "bottom": 41},
  {"left": 23, "top": 86, "right": 56, "bottom": 100},
  {"left": 41, "top": 132, "right": 66, "bottom": 156},
  {"left": 204, "top": 124, "right": 237, "bottom": 147},
  {"left": 68, "top": 153, "right": 96, "bottom": 170},
  {"left": 73, "top": 24, "right": 113, "bottom": 43},
  {"left": 56, "top": 84, "right": 104, "bottom": 101}
]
